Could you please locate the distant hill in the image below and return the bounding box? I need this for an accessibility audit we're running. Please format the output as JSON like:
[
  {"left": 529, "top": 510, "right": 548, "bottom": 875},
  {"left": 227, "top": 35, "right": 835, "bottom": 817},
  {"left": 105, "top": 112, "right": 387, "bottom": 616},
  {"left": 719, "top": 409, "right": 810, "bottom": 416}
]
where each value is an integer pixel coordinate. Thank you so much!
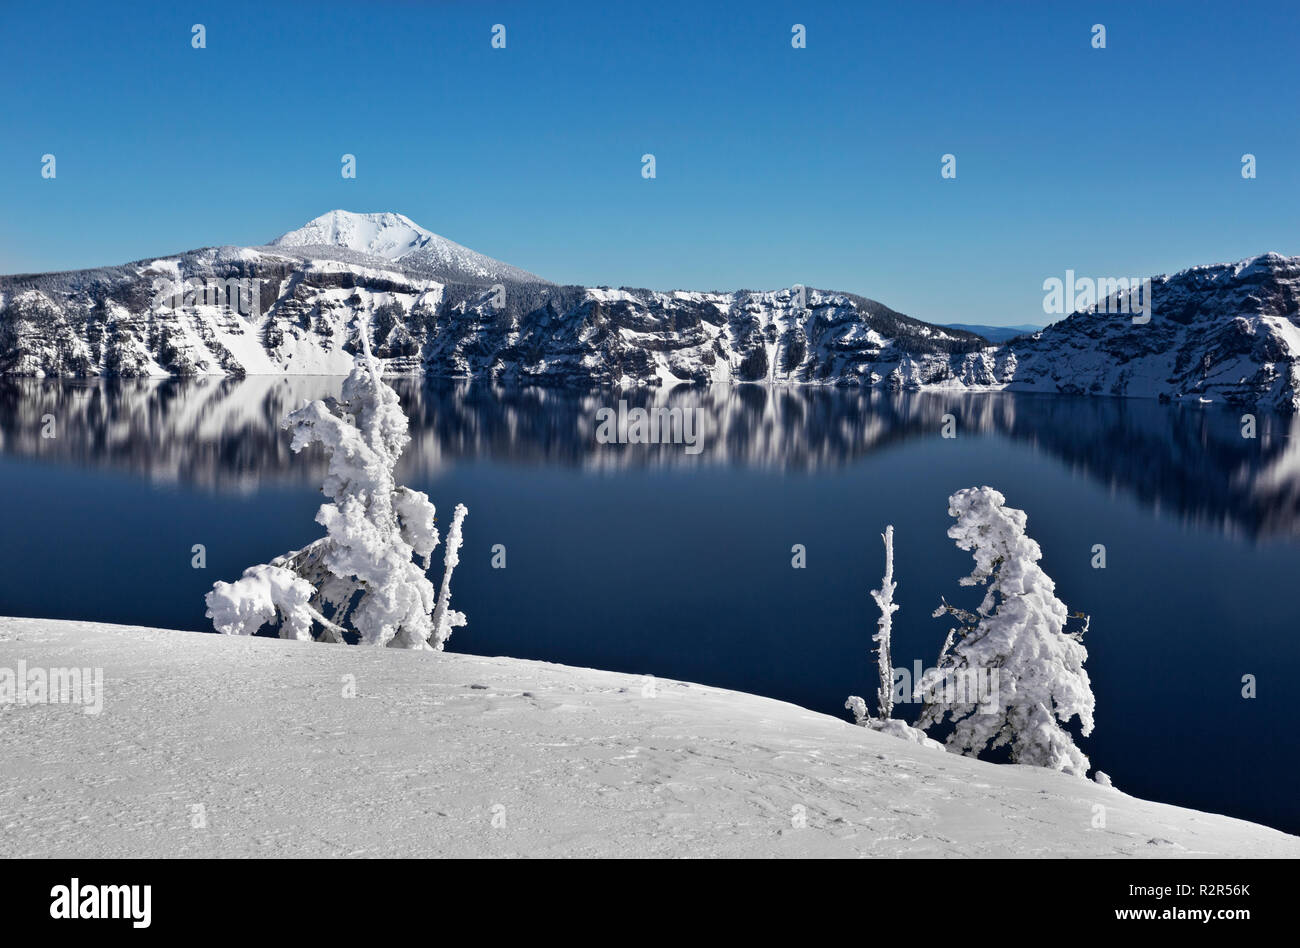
[{"left": 942, "top": 323, "right": 1045, "bottom": 343}]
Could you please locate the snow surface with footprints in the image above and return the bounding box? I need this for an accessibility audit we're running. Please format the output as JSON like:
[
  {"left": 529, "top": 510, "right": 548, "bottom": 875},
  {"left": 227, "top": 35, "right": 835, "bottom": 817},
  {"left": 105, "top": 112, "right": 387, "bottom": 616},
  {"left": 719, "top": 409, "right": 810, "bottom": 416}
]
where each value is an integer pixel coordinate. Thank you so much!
[{"left": 1, "top": 617, "right": 1294, "bottom": 858}]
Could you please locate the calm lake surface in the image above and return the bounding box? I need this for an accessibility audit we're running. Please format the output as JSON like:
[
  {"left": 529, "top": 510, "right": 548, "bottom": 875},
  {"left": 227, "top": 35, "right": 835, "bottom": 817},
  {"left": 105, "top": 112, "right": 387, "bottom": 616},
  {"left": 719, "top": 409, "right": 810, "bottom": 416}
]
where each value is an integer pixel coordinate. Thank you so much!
[{"left": 1, "top": 378, "right": 1296, "bottom": 834}]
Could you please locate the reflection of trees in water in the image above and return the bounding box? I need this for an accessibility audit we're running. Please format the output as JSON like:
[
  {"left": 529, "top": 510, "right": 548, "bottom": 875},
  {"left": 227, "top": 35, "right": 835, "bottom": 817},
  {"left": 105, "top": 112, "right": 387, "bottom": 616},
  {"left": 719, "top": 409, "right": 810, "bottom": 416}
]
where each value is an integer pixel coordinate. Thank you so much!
[{"left": 0, "top": 377, "right": 1296, "bottom": 539}]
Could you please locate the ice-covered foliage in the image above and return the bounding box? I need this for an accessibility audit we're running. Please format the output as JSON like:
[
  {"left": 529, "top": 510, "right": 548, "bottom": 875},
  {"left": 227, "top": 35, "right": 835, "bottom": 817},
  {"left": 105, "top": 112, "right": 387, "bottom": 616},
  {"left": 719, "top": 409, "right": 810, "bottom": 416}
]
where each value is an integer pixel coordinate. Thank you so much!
[
  {"left": 917, "top": 487, "right": 1094, "bottom": 777},
  {"left": 845, "top": 526, "right": 942, "bottom": 751},
  {"left": 847, "top": 525, "right": 898, "bottom": 722},
  {"left": 205, "top": 321, "right": 468, "bottom": 649},
  {"left": 845, "top": 695, "right": 870, "bottom": 725},
  {"left": 871, "top": 717, "right": 946, "bottom": 750},
  {"left": 205, "top": 565, "right": 320, "bottom": 641},
  {"left": 845, "top": 697, "right": 943, "bottom": 750},
  {"left": 870, "top": 525, "right": 899, "bottom": 720}
]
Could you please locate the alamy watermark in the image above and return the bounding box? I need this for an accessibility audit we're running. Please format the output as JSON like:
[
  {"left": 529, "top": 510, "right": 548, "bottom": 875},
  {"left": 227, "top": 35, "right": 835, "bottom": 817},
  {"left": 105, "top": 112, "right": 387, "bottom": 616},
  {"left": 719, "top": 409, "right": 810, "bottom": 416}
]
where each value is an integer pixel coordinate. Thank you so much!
[
  {"left": 1042, "top": 270, "right": 1152, "bottom": 324},
  {"left": 899, "top": 660, "right": 999, "bottom": 710},
  {"left": 50, "top": 878, "right": 150, "bottom": 928},
  {"left": 595, "top": 400, "right": 703, "bottom": 455},
  {"left": 153, "top": 277, "right": 264, "bottom": 319},
  {"left": 1, "top": 661, "right": 104, "bottom": 715}
]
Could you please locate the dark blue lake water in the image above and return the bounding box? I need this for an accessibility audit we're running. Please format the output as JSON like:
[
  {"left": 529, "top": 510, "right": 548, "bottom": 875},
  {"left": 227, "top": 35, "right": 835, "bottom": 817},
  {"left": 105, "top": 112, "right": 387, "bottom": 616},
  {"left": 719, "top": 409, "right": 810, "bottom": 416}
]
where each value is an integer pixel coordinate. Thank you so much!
[{"left": 1, "top": 378, "right": 1296, "bottom": 835}]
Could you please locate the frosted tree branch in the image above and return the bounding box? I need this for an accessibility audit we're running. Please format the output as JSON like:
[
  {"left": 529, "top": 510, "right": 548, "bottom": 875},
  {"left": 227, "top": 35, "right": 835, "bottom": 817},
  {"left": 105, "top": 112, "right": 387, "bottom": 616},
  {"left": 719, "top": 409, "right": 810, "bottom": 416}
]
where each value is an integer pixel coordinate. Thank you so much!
[{"left": 870, "top": 525, "right": 899, "bottom": 721}]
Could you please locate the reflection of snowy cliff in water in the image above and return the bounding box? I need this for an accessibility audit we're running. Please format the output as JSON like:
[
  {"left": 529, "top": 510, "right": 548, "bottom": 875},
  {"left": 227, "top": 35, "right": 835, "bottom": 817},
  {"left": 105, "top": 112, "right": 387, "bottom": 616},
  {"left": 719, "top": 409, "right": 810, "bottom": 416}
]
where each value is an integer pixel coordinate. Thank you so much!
[{"left": 0, "top": 377, "right": 1296, "bottom": 539}]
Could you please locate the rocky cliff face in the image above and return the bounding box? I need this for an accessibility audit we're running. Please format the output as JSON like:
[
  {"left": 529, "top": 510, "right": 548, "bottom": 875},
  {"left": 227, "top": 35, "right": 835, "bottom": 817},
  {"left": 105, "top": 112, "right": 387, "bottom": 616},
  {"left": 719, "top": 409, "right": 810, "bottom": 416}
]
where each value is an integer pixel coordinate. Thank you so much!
[
  {"left": 0, "top": 237, "right": 991, "bottom": 389},
  {"left": 1006, "top": 253, "right": 1300, "bottom": 411},
  {"left": 3, "top": 212, "right": 1299, "bottom": 411}
]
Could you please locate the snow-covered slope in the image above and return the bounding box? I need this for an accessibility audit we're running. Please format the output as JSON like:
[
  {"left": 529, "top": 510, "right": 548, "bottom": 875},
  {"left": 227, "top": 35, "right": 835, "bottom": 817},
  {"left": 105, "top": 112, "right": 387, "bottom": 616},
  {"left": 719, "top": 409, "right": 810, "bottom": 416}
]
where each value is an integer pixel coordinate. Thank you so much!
[
  {"left": 272, "top": 210, "right": 442, "bottom": 260},
  {"left": 1007, "top": 253, "right": 1300, "bottom": 411},
  {"left": 0, "top": 243, "right": 989, "bottom": 385},
  {"left": 269, "top": 210, "right": 548, "bottom": 285},
  {"left": 4, "top": 222, "right": 1300, "bottom": 410},
  {"left": 1, "top": 616, "right": 1294, "bottom": 858}
]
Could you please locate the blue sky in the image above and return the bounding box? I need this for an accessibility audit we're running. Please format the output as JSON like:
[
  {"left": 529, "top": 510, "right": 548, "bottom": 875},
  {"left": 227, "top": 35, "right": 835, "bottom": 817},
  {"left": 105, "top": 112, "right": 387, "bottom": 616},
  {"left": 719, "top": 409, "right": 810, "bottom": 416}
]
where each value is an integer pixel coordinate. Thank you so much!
[{"left": 1, "top": 0, "right": 1296, "bottom": 326}]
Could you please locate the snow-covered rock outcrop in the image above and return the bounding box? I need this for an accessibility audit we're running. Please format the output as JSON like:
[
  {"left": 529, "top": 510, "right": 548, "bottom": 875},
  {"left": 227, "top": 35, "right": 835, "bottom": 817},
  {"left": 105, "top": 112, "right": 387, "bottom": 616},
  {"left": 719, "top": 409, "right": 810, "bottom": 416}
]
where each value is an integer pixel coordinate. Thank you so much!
[
  {"left": 1, "top": 616, "right": 1295, "bottom": 857},
  {"left": 1007, "top": 253, "right": 1300, "bottom": 411}
]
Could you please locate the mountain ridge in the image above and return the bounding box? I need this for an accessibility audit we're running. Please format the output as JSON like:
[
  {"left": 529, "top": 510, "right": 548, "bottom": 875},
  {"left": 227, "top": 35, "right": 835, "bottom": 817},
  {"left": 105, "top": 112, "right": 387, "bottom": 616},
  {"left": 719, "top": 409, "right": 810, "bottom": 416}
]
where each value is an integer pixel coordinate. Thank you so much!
[{"left": 2, "top": 212, "right": 1298, "bottom": 410}]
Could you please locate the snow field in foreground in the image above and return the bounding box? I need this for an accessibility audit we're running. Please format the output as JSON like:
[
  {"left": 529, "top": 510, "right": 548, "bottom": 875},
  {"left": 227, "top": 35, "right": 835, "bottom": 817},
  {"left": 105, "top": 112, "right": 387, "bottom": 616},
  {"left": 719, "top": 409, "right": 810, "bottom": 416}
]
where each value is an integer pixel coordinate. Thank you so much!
[{"left": 0, "top": 617, "right": 1295, "bottom": 858}]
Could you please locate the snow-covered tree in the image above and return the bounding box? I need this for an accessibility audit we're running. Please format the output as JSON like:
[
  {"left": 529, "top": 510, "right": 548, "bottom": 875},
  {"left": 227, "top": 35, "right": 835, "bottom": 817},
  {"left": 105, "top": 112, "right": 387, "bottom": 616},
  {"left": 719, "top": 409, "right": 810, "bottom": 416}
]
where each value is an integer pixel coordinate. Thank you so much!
[
  {"left": 870, "top": 524, "right": 899, "bottom": 721},
  {"left": 846, "top": 525, "right": 898, "bottom": 722},
  {"left": 846, "top": 526, "right": 942, "bottom": 751},
  {"left": 205, "top": 321, "right": 468, "bottom": 650},
  {"left": 916, "top": 487, "right": 1094, "bottom": 777}
]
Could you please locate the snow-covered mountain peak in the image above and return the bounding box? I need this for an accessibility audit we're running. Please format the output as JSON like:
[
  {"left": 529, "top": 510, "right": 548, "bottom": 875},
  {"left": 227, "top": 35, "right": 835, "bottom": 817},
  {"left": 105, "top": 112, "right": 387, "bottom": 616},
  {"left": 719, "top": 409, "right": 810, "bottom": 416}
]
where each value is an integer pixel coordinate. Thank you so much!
[
  {"left": 268, "top": 210, "right": 549, "bottom": 285},
  {"left": 270, "top": 210, "right": 437, "bottom": 260},
  {"left": 1232, "top": 251, "right": 1294, "bottom": 278}
]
